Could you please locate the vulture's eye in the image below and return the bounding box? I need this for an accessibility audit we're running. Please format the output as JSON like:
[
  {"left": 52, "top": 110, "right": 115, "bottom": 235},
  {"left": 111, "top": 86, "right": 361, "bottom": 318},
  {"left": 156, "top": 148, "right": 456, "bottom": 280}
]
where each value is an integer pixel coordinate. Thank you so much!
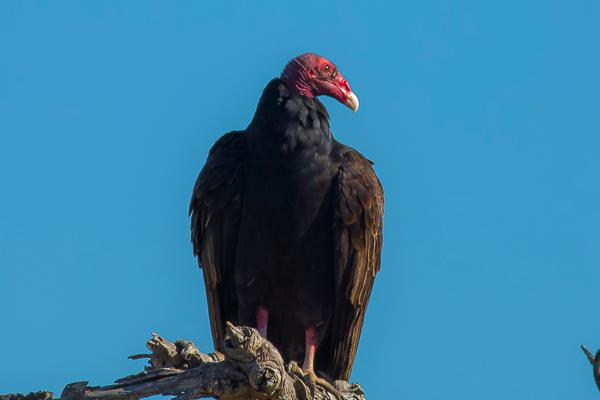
[{"left": 324, "top": 64, "right": 330, "bottom": 73}]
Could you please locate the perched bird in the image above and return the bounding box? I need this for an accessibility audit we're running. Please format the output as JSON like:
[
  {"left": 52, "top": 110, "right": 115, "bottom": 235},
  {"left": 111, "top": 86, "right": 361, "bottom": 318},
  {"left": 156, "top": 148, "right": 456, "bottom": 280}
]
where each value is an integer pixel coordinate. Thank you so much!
[{"left": 190, "top": 53, "right": 383, "bottom": 381}]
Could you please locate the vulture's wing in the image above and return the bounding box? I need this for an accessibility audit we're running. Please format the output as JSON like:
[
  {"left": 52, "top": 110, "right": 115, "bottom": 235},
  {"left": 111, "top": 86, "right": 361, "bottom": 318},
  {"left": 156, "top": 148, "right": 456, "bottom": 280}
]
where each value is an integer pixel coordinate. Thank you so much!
[
  {"left": 329, "top": 148, "right": 384, "bottom": 380},
  {"left": 189, "top": 131, "right": 246, "bottom": 351}
]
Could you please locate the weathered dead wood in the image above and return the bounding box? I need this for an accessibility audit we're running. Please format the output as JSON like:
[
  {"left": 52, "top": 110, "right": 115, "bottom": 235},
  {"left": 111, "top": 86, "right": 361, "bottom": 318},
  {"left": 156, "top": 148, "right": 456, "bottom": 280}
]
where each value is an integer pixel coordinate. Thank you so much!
[
  {"left": 581, "top": 345, "right": 600, "bottom": 392},
  {"left": 0, "top": 392, "right": 54, "bottom": 400},
  {"left": 1, "top": 323, "right": 365, "bottom": 400}
]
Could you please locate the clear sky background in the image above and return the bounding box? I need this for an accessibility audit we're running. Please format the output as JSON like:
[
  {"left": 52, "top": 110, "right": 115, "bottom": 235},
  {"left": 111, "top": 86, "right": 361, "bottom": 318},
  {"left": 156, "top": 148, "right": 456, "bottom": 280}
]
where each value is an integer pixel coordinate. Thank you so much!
[{"left": 1, "top": 1, "right": 599, "bottom": 399}]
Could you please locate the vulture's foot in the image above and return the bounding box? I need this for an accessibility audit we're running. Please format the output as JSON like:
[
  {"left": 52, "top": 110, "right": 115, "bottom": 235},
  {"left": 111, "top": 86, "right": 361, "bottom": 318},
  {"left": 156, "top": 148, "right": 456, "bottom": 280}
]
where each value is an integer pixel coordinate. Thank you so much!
[{"left": 301, "top": 369, "right": 342, "bottom": 400}]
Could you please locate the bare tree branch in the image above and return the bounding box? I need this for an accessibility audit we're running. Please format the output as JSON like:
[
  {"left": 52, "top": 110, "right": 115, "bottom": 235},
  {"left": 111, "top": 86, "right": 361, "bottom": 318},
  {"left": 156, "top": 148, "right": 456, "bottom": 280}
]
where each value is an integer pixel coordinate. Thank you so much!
[{"left": 1, "top": 323, "right": 365, "bottom": 400}]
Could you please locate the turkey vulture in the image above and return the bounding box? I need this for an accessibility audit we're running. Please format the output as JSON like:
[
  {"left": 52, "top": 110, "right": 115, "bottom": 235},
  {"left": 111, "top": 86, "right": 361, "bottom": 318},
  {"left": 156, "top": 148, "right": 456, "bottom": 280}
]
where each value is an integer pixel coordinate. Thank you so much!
[{"left": 190, "top": 53, "right": 383, "bottom": 380}]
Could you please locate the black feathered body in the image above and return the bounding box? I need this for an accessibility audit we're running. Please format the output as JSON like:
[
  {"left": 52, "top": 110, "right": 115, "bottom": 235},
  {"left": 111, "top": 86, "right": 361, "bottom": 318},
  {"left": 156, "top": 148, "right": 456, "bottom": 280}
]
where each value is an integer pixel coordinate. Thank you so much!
[{"left": 190, "top": 79, "right": 383, "bottom": 380}]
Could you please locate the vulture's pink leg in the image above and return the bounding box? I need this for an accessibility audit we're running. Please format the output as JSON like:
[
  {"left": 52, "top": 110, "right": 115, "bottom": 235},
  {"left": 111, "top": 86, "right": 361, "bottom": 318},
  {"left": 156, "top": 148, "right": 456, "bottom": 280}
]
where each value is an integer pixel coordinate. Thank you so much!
[
  {"left": 256, "top": 307, "right": 269, "bottom": 338},
  {"left": 302, "top": 326, "right": 317, "bottom": 372}
]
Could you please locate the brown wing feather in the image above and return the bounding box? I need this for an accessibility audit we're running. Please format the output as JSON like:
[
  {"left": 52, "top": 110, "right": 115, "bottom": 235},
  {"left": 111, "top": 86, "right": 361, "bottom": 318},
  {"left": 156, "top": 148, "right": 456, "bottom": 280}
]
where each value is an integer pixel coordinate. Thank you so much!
[
  {"left": 329, "top": 148, "right": 384, "bottom": 380},
  {"left": 189, "top": 131, "right": 246, "bottom": 351}
]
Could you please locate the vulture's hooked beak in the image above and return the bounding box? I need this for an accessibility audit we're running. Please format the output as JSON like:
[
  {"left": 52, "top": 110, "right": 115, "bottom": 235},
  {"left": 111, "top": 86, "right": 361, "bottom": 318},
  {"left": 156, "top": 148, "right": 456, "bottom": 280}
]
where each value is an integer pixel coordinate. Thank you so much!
[{"left": 344, "top": 92, "right": 360, "bottom": 113}]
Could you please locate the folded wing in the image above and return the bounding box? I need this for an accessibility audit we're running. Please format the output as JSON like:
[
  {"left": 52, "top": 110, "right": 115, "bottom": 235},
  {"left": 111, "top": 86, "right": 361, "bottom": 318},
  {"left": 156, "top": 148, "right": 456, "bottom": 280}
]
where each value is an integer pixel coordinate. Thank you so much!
[
  {"left": 328, "top": 148, "right": 384, "bottom": 380},
  {"left": 189, "top": 131, "right": 246, "bottom": 351}
]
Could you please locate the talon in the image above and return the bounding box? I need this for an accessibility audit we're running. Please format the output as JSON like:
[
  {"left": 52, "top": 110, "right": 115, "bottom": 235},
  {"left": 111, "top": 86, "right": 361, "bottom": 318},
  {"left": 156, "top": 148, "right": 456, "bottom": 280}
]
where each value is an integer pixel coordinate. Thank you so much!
[{"left": 302, "top": 370, "right": 341, "bottom": 400}]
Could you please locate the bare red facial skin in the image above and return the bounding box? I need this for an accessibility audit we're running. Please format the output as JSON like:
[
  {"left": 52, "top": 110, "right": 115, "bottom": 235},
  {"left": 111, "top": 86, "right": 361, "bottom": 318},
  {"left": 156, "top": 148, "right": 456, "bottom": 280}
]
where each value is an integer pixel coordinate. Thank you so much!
[{"left": 280, "top": 53, "right": 354, "bottom": 105}]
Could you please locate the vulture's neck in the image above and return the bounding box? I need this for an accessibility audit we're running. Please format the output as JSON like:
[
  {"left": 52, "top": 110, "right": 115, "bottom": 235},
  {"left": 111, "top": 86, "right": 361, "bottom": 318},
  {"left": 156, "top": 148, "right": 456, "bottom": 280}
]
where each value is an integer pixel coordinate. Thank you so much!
[{"left": 247, "top": 79, "right": 332, "bottom": 157}]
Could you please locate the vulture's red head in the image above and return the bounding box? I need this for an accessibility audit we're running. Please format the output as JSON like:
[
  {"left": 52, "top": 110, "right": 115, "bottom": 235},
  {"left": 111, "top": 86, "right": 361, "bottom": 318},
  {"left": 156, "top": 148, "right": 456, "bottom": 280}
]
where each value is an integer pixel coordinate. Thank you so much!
[{"left": 280, "top": 53, "right": 359, "bottom": 113}]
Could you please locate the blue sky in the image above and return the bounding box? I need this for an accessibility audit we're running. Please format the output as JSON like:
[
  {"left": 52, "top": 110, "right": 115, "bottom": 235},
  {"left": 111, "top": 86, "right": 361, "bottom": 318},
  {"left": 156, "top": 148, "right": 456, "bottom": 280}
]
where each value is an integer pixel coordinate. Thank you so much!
[{"left": 1, "top": 1, "right": 599, "bottom": 399}]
